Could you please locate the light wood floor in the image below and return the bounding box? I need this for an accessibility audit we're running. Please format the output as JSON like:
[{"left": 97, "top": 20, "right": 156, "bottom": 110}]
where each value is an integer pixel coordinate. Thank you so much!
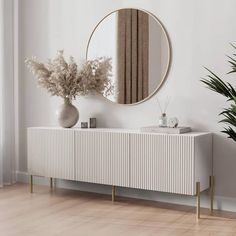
[{"left": 1, "top": 184, "right": 236, "bottom": 236}]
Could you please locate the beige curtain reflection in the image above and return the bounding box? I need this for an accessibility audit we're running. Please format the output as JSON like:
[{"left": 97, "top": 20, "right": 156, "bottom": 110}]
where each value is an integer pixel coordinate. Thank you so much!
[{"left": 117, "top": 9, "right": 149, "bottom": 104}]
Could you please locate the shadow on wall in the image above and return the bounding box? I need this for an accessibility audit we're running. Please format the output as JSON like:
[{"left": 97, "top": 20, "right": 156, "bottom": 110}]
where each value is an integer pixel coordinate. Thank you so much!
[
  {"left": 213, "top": 133, "right": 236, "bottom": 199},
  {"left": 94, "top": 111, "right": 122, "bottom": 128},
  {"left": 185, "top": 119, "right": 214, "bottom": 133},
  {"left": 75, "top": 94, "right": 124, "bottom": 128}
]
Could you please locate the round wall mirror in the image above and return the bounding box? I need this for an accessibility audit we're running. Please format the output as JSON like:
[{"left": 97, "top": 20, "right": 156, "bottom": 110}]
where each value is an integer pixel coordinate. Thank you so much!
[{"left": 86, "top": 8, "right": 170, "bottom": 105}]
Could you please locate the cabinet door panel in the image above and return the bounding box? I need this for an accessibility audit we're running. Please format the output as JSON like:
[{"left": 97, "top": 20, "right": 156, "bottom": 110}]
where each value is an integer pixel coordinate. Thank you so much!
[
  {"left": 44, "top": 129, "right": 74, "bottom": 180},
  {"left": 28, "top": 129, "right": 75, "bottom": 180},
  {"left": 130, "top": 134, "right": 195, "bottom": 195},
  {"left": 75, "top": 131, "right": 129, "bottom": 187}
]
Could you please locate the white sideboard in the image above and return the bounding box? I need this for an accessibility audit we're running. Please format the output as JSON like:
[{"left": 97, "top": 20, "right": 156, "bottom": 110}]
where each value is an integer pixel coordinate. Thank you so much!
[{"left": 27, "top": 127, "right": 213, "bottom": 218}]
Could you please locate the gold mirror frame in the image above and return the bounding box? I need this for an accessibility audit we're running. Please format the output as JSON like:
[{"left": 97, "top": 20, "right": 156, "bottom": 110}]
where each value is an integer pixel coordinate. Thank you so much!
[{"left": 86, "top": 8, "right": 171, "bottom": 105}]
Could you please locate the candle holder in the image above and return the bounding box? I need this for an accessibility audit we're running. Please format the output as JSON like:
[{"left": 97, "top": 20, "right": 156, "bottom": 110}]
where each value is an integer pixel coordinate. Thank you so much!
[
  {"left": 89, "top": 118, "right": 96, "bottom": 128},
  {"left": 81, "top": 122, "right": 88, "bottom": 128}
]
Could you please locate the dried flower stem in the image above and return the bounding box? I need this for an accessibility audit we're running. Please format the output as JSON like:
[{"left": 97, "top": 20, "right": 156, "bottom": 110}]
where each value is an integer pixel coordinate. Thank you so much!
[{"left": 25, "top": 50, "right": 114, "bottom": 100}]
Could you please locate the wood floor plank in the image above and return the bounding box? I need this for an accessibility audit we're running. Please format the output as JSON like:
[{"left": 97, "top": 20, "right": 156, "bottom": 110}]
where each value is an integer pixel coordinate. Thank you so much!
[{"left": 0, "top": 184, "right": 236, "bottom": 236}]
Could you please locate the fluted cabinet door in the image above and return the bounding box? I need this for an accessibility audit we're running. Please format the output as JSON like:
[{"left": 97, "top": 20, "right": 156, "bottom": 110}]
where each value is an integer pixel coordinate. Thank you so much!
[
  {"left": 75, "top": 131, "right": 129, "bottom": 187},
  {"left": 130, "top": 134, "right": 195, "bottom": 195},
  {"left": 28, "top": 128, "right": 75, "bottom": 180},
  {"left": 44, "top": 129, "right": 75, "bottom": 180}
]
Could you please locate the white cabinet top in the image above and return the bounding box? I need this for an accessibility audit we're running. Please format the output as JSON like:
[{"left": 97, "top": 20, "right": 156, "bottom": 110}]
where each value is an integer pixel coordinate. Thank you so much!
[{"left": 28, "top": 127, "right": 211, "bottom": 137}]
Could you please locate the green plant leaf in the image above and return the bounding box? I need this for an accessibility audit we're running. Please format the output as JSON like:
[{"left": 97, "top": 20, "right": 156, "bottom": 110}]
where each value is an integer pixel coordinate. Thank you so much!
[
  {"left": 222, "top": 127, "right": 236, "bottom": 142},
  {"left": 201, "top": 44, "right": 236, "bottom": 142}
]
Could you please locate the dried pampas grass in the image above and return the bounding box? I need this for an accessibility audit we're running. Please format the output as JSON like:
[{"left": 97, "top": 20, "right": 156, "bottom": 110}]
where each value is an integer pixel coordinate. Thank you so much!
[{"left": 25, "top": 50, "right": 113, "bottom": 101}]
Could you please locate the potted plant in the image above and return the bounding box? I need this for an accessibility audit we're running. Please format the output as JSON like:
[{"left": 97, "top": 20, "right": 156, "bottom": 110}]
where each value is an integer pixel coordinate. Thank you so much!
[
  {"left": 201, "top": 44, "right": 236, "bottom": 141},
  {"left": 25, "top": 51, "right": 113, "bottom": 128}
]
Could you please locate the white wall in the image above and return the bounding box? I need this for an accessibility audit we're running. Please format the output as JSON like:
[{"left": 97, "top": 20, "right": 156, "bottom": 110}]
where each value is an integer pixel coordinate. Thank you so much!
[{"left": 18, "top": 0, "right": 236, "bottom": 207}]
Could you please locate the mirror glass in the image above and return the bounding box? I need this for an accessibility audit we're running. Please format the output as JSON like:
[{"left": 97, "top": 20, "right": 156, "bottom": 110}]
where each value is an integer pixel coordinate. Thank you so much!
[{"left": 86, "top": 8, "right": 170, "bottom": 105}]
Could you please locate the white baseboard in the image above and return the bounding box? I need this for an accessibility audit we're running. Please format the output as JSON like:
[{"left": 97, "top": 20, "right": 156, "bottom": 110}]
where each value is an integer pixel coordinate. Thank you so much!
[{"left": 16, "top": 171, "right": 236, "bottom": 213}]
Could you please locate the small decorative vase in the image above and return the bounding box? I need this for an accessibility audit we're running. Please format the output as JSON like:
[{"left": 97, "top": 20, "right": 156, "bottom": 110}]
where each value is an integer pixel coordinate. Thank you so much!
[
  {"left": 158, "top": 113, "right": 167, "bottom": 127},
  {"left": 56, "top": 98, "right": 79, "bottom": 128}
]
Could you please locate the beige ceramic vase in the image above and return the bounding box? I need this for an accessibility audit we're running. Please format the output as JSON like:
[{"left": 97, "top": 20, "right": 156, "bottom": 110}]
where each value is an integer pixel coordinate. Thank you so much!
[{"left": 57, "top": 98, "right": 79, "bottom": 128}]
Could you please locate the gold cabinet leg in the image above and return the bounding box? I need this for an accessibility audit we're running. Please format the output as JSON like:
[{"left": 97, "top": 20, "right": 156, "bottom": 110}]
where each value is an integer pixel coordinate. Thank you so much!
[
  {"left": 30, "top": 175, "right": 33, "bottom": 193},
  {"left": 50, "top": 178, "right": 53, "bottom": 190},
  {"left": 196, "top": 182, "right": 200, "bottom": 219},
  {"left": 209, "top": 176, "right": 215, "bottom": 214},
  {"left": 112, "top": 186, "right": 116, "bottom": 202}
]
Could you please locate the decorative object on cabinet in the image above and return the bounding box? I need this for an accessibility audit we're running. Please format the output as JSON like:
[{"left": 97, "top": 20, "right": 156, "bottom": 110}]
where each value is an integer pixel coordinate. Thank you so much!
[
  {"left": 86, "top": 8, "right": 171, "bottom": 105},
  {"left": 168, "top": 117, "right": 179, "bottom": 128},
  {"left": 56, "top": 98, "right": 79, "bottom": 128},
  {"left": 81, "top": 122, "right": 88, "bottom": 128},
  {"left": 25, "top": 51, "right": 113, "bottom": 128},
  {"left": 140, "top": 126, "right": 191, "bottom": 134},
  {"left": 89, "top": 118, "right": 96, "bottom": 128},
  {"left": 201, "top": 44, "right": 236, "bottom": 142},
  {"left": 157, "top": 97, "right": 170, "bottom": 127},
  {"left": 158, "top": 113, "right": 167, "bottom": 127},
  {"left": 27, "top": 127, "right": 213, "bottom": 219}
]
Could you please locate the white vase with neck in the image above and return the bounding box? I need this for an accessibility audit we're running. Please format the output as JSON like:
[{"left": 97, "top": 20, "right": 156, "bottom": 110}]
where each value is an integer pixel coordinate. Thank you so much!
[{"left": 56, "top": 98, "right": 79, "bottom": 128}]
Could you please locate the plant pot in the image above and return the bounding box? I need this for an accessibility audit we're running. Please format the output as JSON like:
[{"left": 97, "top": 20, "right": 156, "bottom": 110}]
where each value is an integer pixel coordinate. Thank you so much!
[{"left": 56, "top": 98, "right": 79, "bottom": 128}]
